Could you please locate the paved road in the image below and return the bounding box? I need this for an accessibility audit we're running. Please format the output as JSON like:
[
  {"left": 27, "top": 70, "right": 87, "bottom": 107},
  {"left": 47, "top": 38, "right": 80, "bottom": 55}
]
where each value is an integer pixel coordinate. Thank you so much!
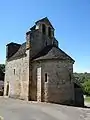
[{"left": 0, "top": 97, "right": 90, "bottom": 120}]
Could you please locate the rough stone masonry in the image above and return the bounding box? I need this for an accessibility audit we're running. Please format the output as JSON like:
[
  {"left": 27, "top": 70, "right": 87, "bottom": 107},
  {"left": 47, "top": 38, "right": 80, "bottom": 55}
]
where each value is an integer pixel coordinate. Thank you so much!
[{"left": 4, "top": 17, "right": 84, "bottom": 107}]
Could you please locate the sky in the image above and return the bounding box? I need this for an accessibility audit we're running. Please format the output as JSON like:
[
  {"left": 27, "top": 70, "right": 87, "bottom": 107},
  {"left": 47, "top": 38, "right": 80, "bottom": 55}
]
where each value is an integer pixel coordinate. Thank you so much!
[{"left": 0, "top": 0, "right": 90, "bottom": 73}]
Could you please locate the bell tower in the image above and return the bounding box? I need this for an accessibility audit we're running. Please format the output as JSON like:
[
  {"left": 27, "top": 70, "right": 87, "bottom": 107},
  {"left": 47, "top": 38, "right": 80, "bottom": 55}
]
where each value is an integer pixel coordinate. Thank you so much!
[
  {"left": 25, "top": 17, "right": 58, "bottom": 59},
  {"left": 35, "top": 17, "right": 55, "bottom": 38}
]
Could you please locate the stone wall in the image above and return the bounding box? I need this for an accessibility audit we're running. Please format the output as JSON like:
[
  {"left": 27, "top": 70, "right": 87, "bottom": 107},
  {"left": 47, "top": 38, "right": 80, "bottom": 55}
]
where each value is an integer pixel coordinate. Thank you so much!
[
  {"left": 30, "top": 30, "right": 53, "bottom": 58},
  {"left": 4, "top": 50, "right": 30, "bottom": 100},
  {"left": 32, "top": 59, "right": 74, "bottom": 104},
  {"left": 74, "top": 83, "right": 84, "bottom": 107}
]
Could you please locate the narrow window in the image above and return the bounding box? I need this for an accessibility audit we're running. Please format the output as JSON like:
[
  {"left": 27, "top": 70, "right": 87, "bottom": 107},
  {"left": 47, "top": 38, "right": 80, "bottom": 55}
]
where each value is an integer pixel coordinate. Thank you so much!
[
  {"left": 42, "top": 24, "right": 46, "bottom": 34},
  {"left": 69, "top": 73, "right": 71, "bottom": 80},
  {"left": 48, "top": 27, "right": 51, "bottom": 37},
  {"left": 6, "top": 82, "right": 9, "bottom": 96},
  {"left": 14, "top": 69, "right": 15, "bottom": 75},
  {"left": 45, "top": 73, "right": 47, "bottom": 82},
  {"left": 69, "top": 73, "right": 72, "bottom": 83}
]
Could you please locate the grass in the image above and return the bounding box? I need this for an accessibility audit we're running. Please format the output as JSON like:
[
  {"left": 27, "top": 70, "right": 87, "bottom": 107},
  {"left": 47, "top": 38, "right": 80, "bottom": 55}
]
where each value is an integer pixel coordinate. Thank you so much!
[{"left": 84, "top": 96, "right": 90, "bottom": 103}]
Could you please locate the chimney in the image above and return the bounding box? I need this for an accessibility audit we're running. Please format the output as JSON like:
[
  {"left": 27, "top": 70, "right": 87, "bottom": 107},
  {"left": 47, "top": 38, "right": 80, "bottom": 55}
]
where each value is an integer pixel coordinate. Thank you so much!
[{"left": 6, "top": 42, "right": 21, "bottom": 60}]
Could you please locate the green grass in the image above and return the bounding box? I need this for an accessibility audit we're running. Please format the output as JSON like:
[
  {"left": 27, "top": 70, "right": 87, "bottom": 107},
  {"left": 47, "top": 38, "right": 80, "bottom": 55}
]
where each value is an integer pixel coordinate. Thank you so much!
[{"left": 84, "top": 96, "right": 90, "bottom": 103}]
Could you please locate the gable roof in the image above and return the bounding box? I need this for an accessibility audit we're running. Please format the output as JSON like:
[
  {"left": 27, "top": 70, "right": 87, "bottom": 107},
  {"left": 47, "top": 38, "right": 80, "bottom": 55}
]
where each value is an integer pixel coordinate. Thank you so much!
[
  {"left": 35, "top": 17, "right": 54, "bottom": 29},
  {"left": 7, "top": 42, "right": 75, "bottom": 63},
  {"left": 30, "top": 25, "right": 36, "bottom": 31},
  {"left": 32, "top": 45, "right": 75, "bottom": 62},
  {"left": 8, "top": 42, "right": 26, "bottom": 61},
  {"left": 6, "top": 42, "right": 21, "bottom": 47}
]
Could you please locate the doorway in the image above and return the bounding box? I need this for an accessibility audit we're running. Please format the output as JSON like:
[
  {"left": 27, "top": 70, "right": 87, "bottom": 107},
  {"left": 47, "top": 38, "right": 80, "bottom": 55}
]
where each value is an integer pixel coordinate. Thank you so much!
[{"left": 6, "top": 82, "right": 9, "bottom": 96}]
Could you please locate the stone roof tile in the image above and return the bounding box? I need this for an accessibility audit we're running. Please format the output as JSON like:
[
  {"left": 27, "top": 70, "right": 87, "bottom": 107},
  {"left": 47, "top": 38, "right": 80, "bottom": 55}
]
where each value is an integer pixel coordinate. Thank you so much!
[
  {"left": 32, "top": 45, "right": 75, "bottom": 62},
  {"left": 8, "top": 43, "right": 74, "bottom": 63}
]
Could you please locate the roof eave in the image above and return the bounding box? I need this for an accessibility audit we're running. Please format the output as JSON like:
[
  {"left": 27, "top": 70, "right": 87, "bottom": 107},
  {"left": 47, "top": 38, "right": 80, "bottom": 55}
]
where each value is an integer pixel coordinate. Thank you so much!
[{"left": 32, "top": 57, "right": 75, "bottom": 63}]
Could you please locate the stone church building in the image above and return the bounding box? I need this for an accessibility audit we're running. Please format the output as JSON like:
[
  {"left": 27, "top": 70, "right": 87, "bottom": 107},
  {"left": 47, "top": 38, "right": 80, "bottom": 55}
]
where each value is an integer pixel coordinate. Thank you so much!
[{"left": 4, "top": 17, "right": 84, "bottom": 106}]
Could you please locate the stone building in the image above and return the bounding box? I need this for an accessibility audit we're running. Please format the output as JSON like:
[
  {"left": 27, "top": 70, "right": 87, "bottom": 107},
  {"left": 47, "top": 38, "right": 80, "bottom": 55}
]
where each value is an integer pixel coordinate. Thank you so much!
[{"left": 4, "top": 17, "right": 84, "bottom": 106}]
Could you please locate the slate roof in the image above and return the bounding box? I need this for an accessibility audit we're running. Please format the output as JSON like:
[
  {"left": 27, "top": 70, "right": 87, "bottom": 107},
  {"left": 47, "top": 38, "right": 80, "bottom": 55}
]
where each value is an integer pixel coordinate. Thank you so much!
[
  {"left": 8, "top": 42, "right": 74, "bottom": 62},
  {"left": 30, "top": 25, "right": 36, "bottom": 31},
  {"left": 6, "top": 42, "right": 21, "bottom": 47},
  {"left": 32, "top": 45, "right": 75, "bottom": 62},
  {"left": 8, "top": 42, "right": 26, "bottom": 61}
]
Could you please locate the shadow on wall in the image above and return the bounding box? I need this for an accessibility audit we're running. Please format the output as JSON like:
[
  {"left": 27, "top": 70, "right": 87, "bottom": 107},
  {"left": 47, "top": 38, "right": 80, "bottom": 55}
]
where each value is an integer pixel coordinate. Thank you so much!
[
  {"left": 73, "top": 83, "right": 84, "bottom": 107},
  {"left": 50, "top": 82, "right": 84, "bottom": 108},
  {"left": 61, "top": 83, "right": 84, "bottom": 108}
]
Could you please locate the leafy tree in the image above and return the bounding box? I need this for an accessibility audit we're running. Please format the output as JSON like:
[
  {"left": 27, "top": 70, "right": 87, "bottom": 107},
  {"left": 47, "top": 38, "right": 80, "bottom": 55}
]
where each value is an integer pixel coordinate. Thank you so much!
[
  {"left": 73, "top": 72, "right": 90, "bottom": 83},
  {"left": 82, "top": 79, "right": 90, "bottom": 96},
  {"left": 73, "top": 72, "right": 90, "bottom": 95}
]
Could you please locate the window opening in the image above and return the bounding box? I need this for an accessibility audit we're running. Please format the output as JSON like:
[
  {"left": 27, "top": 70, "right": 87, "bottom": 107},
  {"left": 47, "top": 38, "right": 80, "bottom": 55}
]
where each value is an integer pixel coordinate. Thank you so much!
[
  {"left": 42, "top": 24, "right": 46, "bottom": 34},
  {"left": 45, "top": 73, "right": 47, "bottom": 82}
]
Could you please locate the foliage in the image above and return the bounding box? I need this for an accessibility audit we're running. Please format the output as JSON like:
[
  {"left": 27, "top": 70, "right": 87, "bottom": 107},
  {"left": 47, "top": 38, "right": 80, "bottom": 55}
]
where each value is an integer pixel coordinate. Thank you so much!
[
  {"left": 74, "top": 72, "right": 90, "bottom": 83},
  {"left": 73, "top": 72, "right": 90, "bottom": 95},
  {"left": 0, "top": 64, "right": 5, "bottom": 73},
  {"left": 82, "top": 79, "right": 90, "bottom": 95}
]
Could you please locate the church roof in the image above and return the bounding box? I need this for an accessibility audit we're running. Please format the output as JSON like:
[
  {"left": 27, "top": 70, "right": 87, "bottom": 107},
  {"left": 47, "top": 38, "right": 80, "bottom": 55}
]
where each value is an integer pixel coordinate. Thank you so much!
[
  {"left": 8, "top": 42, "right": 74, "bottom": 62},
  {"left": 32, "top": 45, "right": 75, "bottom": 62}
]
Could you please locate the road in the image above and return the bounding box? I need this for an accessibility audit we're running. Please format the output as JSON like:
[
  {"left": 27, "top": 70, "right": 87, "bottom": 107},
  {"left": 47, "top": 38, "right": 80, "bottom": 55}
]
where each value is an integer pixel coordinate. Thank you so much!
[{"left": 0, "top": 97, "right": 90, "bottom": 120}]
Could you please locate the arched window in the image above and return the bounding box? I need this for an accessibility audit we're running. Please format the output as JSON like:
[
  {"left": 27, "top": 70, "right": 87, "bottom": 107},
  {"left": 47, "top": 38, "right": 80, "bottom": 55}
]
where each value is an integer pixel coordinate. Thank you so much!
[
  {"left": 48, "top": 27, "right": 52, "bottom": 37},
  {"left": 69, "top": 73, "right": 72, "bottom": 83},
  {"left": 45, "top": 73, "right": 47, "bottom": 82},
  {"left": 42, "top": 24, "right": 46, "bottom": 34},
  {"left": 6, "top": 82, "right": 9, "bottom": 96},
  {"left": 14, "top": 69, "right": 15, "bottom": 75}
]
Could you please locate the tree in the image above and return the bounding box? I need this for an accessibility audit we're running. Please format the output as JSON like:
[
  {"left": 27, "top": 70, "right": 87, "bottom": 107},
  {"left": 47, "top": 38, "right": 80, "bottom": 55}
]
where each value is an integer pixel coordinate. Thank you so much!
[
  {"left": 82, "top": 79, "right": 90, "bottom": 96},
  {"left": 0, "top": 64, "right": 5, "bottom": 73},
  {"left": 73, "top": 72, "right": 90, "bottom": 83}
]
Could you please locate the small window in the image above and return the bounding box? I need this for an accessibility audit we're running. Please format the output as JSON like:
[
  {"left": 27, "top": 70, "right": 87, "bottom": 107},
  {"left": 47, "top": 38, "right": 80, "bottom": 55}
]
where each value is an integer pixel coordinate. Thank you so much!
[
  {"left": 69, "top": 73, "right": 71, "bottom": 80},
  {"left": 14, "top": 69, "right": 15, "bottom": 75},
  {"left": 69, "top": 73, "right": 72, "bottom": 83},
  {"left": 42, "top": 24, "right": 46, "bottom": 34},
  {"left": 48, "top": 27, "right": 52, "bottom": 37},
  {"left": 45, "top": 73, "right": 47, "bottom": 82}
]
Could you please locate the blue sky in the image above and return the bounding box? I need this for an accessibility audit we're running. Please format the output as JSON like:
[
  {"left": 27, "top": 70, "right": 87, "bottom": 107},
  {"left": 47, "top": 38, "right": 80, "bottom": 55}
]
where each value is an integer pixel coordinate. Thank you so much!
[{"left": 0, "top": 0, "right": 90, "bottom": 73}]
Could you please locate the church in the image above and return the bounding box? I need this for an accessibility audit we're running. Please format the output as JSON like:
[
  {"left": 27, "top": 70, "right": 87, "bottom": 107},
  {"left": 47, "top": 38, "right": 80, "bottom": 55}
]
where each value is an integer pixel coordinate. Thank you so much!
[{"left": 4, "top": 17, "right": 84, "bottom": 106}]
